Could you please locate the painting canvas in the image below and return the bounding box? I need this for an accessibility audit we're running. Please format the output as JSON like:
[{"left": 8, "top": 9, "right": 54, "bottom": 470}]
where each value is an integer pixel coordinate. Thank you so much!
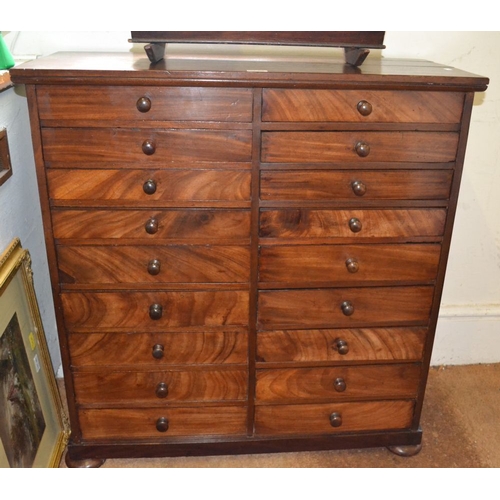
[{"left": 0, "top": 313, "right": 46, "bottom": 467}]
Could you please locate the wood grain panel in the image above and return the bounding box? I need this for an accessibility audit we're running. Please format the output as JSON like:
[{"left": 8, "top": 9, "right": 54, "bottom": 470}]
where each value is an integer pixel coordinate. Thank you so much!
[
  {"left": 259, "top": 244, "right": 441, "bottom": 285},
  {"left": 255, "top": 400, "right": 414, "bottom": 435},
  {"left": 256, "top": 364, "right": 420, "bottom": 402},
  {"left": 37, "top": 86, "right": 254, "bottom": 122},
  {"left": 261, "top": 131, "right": 458, "bottom": 163},
  {"left": 62, "top": 291, "right": 249, "bottom": 330},
  {"left": 79, "top": 406, "right": 248, "bottom": 439},
  {"left": 74, "top": 369, "right": 247, "bottom": 404},
  {"left": 57, "top": 245, "right": 250, "bottom": 285},
  {"left": 260, "top": 209, "right": 446, "bottom": 240},
  {"left": 262, "top": 89, "right": 464, "bottom": 123},
  {"left": 52, "top": 209, "right": 250, "bottom": 240},
  {"left": 258, "top": 286, "right": 434, "bottom": 330},
  {"left": 257, "top": 328, "right": 427, "bottom": 363},
  {"left": 70, "top": 331, "right": 248, "bottom": 367},
  {"left": 260, "top": 170, "right": 453, "bottom": 201},
  {"left": 42, "top": 128, "right": 253, "bottom": 166},
  {"left": 48, "top": 169, "right": 251, "bottom": 203}
]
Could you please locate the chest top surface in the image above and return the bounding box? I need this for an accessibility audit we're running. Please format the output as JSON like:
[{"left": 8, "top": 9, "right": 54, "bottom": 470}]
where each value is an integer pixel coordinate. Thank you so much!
[{"left": 10, "top": 51, "right": 489, "bottom": 92}]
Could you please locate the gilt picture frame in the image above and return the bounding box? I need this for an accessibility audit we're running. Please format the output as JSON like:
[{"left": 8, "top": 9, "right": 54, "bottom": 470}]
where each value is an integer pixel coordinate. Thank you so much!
[{"left": 0, "top": 238, "right": 69, "bottom": 468}]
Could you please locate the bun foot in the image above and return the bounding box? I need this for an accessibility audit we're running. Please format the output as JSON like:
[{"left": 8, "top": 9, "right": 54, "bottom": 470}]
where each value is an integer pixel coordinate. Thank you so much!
[
  {"left": 65, "top": 453, "right": 106, "bottom": 468},
  {"left": 387, "top": 443, "right": 423, "bottom": 457}
]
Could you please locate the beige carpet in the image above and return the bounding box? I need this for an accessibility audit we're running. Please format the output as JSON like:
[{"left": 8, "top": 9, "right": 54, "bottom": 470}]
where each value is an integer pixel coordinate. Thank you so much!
[{"left": 59, "top": 364, "right": 500, "bottom": 468}]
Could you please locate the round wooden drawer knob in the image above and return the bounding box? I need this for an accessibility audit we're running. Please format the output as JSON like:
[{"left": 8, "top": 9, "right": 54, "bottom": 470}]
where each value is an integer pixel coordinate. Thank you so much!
[
  {"left": 333, "top": 338, "right": 349, "bottom": 355},
  {"left": 357, "top": 100, "right": 373, "bottom": 117},
  {"left": 334, "top": 377, "right": 347, "bottom": 393},
  {"left": 156, "top": 417, "right": 169, "bottom": 433},
  {"left": 355, "top": 141, "right": 370, "bottom": 158},
  {"left": 330, "top": 412, "right": 343, "bottom": 428},
  {"left": 155, "top": 382, "right": 169, "bottom": 399},
  {"left": 351, "top": 181, "right": 367, "bottom": 197},
  {"left": 152, "top": 344, "right": 165, "bottom": 359},
  {"left": 143, "top": 179, "right": 157, "bottom": 195},
  {"left": 142, "top": 140, "right": 156, "bottom": 156},
  {"left": 145, "top": 217, "right": 159, "bottom": 235},
  {"left": 149, "top": 303, "right": 163, "bottom": 320},
  {"left": 137, "top": 96, "right": 152, "bottom": 113},
  {"left": 341, "top": 301, "right": 354, "bottom": 317},
  {"left": 147, "top": 259, "right": 161, "bottom": 276},
  {"left": 345, "top": 258, "right": 359, "bottom": 274},
  {"left": 349, "top": 218, "right": 362, "bottom": 233}
]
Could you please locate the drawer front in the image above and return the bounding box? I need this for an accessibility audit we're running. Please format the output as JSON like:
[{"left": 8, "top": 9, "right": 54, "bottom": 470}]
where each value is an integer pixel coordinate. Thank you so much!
[
  {"left": 47, "top": 169, "right": 251, "bottom": 204},
  {"left": 259, "top": 244, "right": 441, "bottom": 285},
  {"left": 52, "top": 210, "right": 251, "bottom": 241},
  {"left": 37, "top": 86, "right": 254, "bottom": 122},
  {"left": 57, "top": 245, "right": 250, "bottom": 285},
  {"left": 258, "top": 286, "right": 434, "bottom": 330},
  {"left": 42, "top": 129, "right": 253, "bottom": 166},
  {"left": 69, "top": 331, "right": 248, "bottom": 367},
  {"left": 262, "top": 89, "right": 464, "bottom": 123},
  {"left": 261, "top": 131, "right": 458, "bottom": 163},
  {"left": 256, "top": 364, "right": 420, "bottom": 402},
  {"left": 260, "top": 209, "right": 446, "bottom": 240},
  {"left": 79, "top": 406, "right": 248, "bottom": 440},
  {"left": 73, "top": 369, "right": 247, "bottom": 404},
  {"left": 260, "top": 170, "right": 453, "bottom": 201},
  {"left": 257, "top": 327, "right": 427, "bottom": 364},
  {"left": 255, "top": 400, "right": 415, "bottom": 435},
  {"left": 62, "top": 291, "right": 249, "bottom": 330}
]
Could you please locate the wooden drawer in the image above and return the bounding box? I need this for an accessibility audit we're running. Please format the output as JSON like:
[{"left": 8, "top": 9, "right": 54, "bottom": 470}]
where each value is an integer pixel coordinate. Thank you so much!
[
  {"left": 257, "top": 327, "right": 427, "bottom": 364},
  {"left": 256, "top": 364, "right": 420, "bottom": 402},
  {"left": 47, "top": 169, "right": 251, "bottom": 205},
  {"left": 261, "top": 131, "right": 458, "bottom": 163},
  {"left": 255, "top": 400, "right": 414, "bottom": 435},
  {"left": 42, "top": 128, "right": 253, "bottom": 167},
  {"left": 260, "top": 209, "right": 446, "bottom": 240},
  {"left": 73, "top": 369, "right": 247, "bottom": 404},
  {"left": 70, "top": 331, "right": 248, "bottom": 367},
  {"left": 57, "top": 245, "right": 250, "bottom": 285},
  {"left": 62, "top": 291, "right": 249, "bottom": 331},
  {"left": 79, "top": 406, "right": 248, "bottom": 440},
  {"left": 37, "top": 86, "right": 254, "bottom": 122},
  {"left": 52, "top": 209, "right": 250, "bottom": 241},
  {"left": 260, "top": 170, "right": 453, "bottom": 201},
  {"left": 262, "top": 89, "right": 464, "bottom": 123},
  {"left": 258, "top": 286, "right": 434, "bottom": 330},
  {"left": 259, "top": 244, "right": 441, "bottom": 285}
]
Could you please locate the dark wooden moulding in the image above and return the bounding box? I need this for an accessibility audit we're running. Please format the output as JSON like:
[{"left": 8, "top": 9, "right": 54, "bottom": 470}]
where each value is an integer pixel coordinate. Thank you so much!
[{"left": 130, "top": 31, "right": 386, "bottom": 66}]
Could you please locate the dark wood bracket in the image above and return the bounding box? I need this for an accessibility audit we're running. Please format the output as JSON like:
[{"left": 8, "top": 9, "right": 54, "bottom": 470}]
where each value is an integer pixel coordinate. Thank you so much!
[
  {"left": 344, "top": 47, "right": 371, "bottom": 67},
  {"left": 144, "top": 42, "right": 166, "bottom": 64},
  {"left": 131, "top": 32, "right": 386, "bottom": 67}
]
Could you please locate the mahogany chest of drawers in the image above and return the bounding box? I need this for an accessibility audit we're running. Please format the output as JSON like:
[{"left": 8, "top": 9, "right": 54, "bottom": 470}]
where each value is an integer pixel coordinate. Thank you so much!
[{"left": 11, "top": 51, "right": 488, "bottom": 467}]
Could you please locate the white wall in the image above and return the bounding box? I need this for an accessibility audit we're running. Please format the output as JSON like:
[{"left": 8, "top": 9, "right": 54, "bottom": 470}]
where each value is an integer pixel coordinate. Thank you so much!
[
  {"left": 3, "top": 31, "right": 500, "bottom": 366},
  {"left": 0, "top": 85, "right": 60, "bottom": 374}
]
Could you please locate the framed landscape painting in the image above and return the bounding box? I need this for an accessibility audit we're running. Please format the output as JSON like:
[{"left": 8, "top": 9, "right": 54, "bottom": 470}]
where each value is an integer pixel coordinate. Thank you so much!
[{"left": 0, "top": 238, "right": 69, "bottom": 468}]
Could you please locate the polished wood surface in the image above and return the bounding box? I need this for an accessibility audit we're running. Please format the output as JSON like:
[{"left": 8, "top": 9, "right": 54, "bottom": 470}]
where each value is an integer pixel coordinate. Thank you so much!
[
  {"left": 69, "top": 331, "right": 248, "bottom": 367},
  {"left": 57, "top": 245, "right": 250, "bottom": 286},
  {"left": 74, "top": 368, "right": 248, "bottom": 404},
  {"left": 262, "top": 131, "right": 459, "bottom": 163},
  {"left": 256, "top": 364, "right": 420, "bottom": 402},
  {"left": 255, "top": 400, "right": 414, "bottom": 435},
  {"left": 259, "top": 244, "right": 441, "bottom": 285},
  {"left": 256, "top": 327, "right": 427, "bottom": 364},
  {"left": 262, "top": 89, "right": 464, "bottom": 123},
  {"left": 8, "top": 50, "right": 488, "bottom": 465}
]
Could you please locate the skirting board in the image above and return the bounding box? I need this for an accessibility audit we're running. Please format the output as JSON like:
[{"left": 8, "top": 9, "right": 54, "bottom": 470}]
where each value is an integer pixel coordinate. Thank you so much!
[{"left": 431, "top": 305, "right": 500, "bottom": 366}]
